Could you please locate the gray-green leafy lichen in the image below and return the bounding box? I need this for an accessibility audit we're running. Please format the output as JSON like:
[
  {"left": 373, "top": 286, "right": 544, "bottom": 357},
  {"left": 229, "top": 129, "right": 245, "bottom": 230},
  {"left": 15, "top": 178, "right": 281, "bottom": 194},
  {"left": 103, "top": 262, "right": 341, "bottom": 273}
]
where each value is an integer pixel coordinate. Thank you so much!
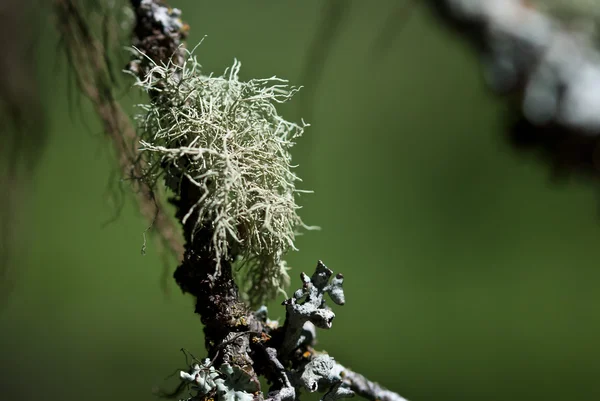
[
  {"left": 176, "top": 261, "right": 408, "bottom": 401},
  {"left": 180, "top": 360, "right": 258, "bottom": 401},
  {"left": 179, "top": 359, "right": 219, "bottom": 394},
  {"left": 280, "top": 260, "right": 345, "bottom": 356}
]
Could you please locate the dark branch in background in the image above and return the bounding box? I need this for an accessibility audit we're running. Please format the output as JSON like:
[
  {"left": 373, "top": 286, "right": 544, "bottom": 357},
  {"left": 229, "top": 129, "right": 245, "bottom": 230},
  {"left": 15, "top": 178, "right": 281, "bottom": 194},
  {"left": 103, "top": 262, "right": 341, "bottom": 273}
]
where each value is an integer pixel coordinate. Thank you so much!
[
  {"left": 508, "top": 117, "right": 600, "bottom": 183},
  {"left": 369, "top": 0, "right": 416, "bottom": 59},
  {"left": 56, "top": 1, "right": 410, "bottom": 400},
  {"left": 298, "top": 0, "right": 418, "bottom": 119},
  {"left": 298, "top": 0, "right": 349, "bottom": 126},
  {"left": 53, "top": 0, "right": 184, "bottom": 263},
  {"left": 0, "top": 0, "right": 45, "bottom": 306}
]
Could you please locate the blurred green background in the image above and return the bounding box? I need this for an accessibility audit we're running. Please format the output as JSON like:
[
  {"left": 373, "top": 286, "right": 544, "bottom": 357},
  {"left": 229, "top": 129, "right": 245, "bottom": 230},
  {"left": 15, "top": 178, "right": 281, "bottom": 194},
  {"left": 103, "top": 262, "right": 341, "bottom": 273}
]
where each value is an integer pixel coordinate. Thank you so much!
[{"left": 2, "top": 1, "right": 600, "bottom": 400}]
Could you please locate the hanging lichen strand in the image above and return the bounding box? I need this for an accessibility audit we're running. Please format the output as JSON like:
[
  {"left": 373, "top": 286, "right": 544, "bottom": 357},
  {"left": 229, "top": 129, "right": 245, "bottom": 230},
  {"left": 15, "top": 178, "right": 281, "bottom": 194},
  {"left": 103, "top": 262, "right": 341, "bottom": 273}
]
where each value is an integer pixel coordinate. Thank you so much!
[{"left": 133, "top": 50, "right": 312, "bottom": 305}]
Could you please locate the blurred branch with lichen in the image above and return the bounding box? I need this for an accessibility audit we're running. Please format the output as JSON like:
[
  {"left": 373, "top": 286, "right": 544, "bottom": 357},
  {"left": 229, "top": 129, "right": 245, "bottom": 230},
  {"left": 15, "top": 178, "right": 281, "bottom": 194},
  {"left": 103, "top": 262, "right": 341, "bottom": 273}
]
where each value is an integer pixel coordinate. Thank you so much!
[
  {"left": 427, "top": 0, "right": 600, "bottom": 181},
  {"left": 53, "top": 0, "right": 408, "bottom": 400}
]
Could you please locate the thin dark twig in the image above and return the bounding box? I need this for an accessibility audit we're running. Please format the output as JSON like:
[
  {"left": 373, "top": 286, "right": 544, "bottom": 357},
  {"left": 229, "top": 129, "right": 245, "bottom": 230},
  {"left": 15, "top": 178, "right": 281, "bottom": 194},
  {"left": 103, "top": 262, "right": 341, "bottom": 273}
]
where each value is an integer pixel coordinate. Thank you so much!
[
  {"left": 370, "top": 0, "right": 417, "bottom": 59},
  {"left": 298, "top": 0, "right": 350, "bottom": 123}
]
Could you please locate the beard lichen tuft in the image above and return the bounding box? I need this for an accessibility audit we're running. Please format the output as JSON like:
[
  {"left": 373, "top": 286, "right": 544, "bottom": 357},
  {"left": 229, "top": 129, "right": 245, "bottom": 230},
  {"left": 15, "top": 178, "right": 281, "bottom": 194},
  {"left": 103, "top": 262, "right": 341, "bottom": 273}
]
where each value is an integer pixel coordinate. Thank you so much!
[{"left": 132, "top": 48, "right": 313, "bottom": 305}]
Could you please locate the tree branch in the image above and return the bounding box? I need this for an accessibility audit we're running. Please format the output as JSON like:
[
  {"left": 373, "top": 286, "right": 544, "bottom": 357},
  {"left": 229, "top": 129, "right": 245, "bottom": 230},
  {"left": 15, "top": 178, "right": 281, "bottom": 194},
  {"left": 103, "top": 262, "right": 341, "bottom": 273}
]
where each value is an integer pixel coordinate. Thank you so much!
[
  {"left": 56, "top": 2, "right": 411, "bottom": 401},
  {"left": 341, "top": 367, "right": 408, "bottom": 401}
]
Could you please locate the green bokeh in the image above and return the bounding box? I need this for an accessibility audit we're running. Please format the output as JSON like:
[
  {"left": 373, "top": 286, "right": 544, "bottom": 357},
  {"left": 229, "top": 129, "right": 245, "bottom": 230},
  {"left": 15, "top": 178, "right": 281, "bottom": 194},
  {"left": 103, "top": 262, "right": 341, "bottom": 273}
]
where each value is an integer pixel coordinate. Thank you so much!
[{"left": 2, "top": 1, "right": 600, "bottom": 400}]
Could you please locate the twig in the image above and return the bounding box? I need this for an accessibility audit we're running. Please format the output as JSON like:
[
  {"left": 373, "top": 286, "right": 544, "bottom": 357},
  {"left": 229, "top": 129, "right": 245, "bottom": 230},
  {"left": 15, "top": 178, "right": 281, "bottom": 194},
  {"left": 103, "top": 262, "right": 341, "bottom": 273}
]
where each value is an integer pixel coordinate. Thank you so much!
[
  {"left": 341, "top": 366, "right": 408, "bottom": 401},
  {"left": 56, "top": 3, "right": 412, "bottom": 401}
]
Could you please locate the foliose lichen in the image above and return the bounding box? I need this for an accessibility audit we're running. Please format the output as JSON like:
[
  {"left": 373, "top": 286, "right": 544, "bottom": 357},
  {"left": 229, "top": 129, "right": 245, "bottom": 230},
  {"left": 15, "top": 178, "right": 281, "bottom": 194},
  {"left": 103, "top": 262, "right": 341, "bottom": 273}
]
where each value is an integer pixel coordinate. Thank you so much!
[{"left": 180, "top": 359, "right": 257, "bottom": 401}]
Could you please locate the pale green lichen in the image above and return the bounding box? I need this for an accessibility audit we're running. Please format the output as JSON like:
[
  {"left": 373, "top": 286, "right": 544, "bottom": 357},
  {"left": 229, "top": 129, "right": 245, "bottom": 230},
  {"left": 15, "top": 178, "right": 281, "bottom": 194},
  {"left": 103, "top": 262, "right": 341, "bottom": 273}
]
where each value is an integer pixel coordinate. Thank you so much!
[
  {"left": 180, "top": 360, "right": 256, "bottom": 401},
  {"left": 132, "top": 47, "right": 313, "bottom": 305}
]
